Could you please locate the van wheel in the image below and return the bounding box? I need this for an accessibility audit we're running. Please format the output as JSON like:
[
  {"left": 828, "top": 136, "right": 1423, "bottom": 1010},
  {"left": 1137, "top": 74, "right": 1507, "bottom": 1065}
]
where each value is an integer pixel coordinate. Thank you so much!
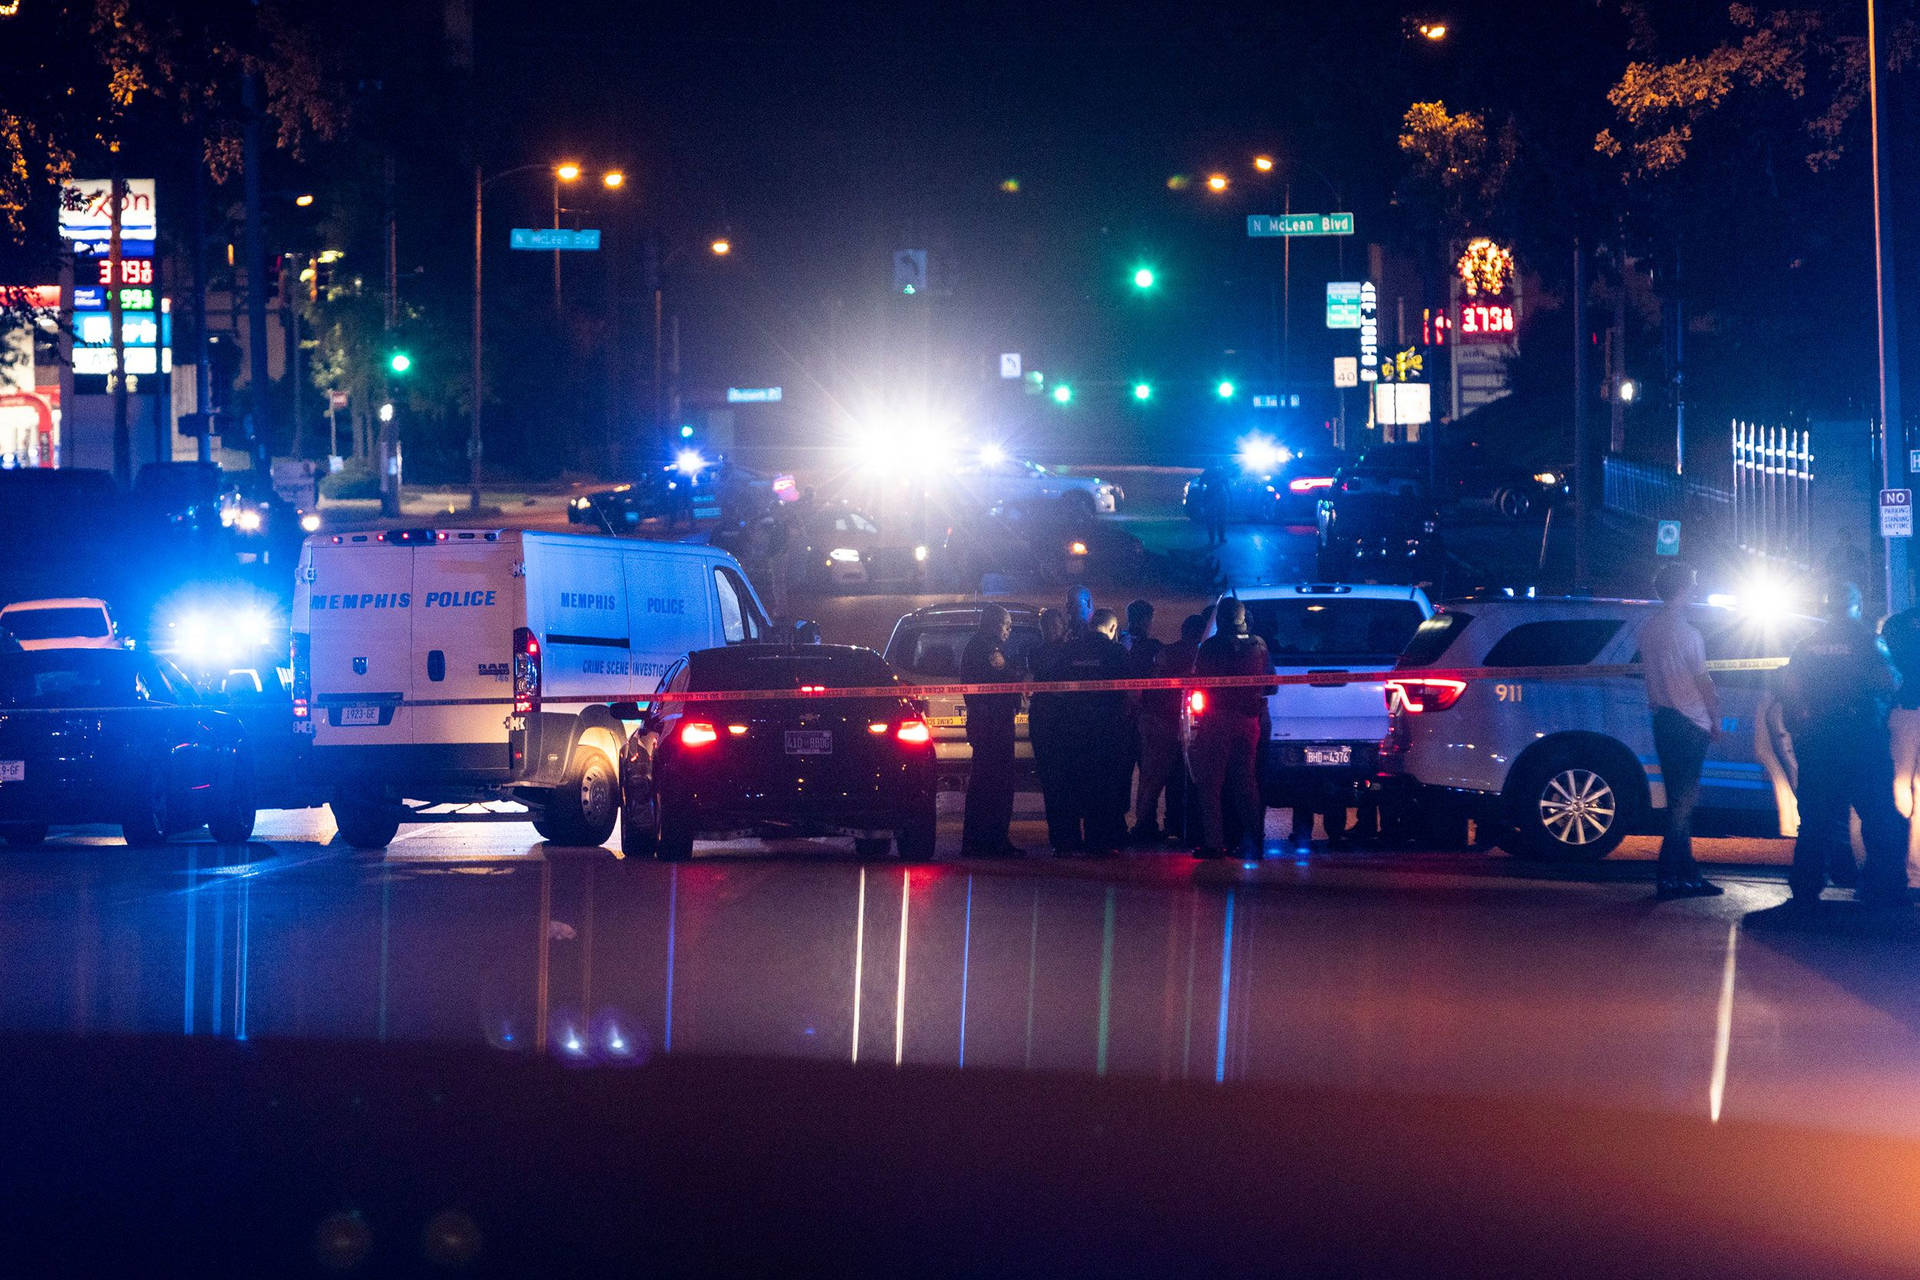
[
  {"left": 1505, "top": 747, "right": 1636, "bottom": 861},
  {"left": 121, "top": 767, "right": 172, "bottom": 846},
  {"left": 332, "top": 796, "right": 402, "bottom": 850},
  {"left": 207, "top": 761, "right": 257, "bottom": 844},
  {"left": 854, "top": 836, "right": 893, "bottom": 859},
  {"left": 540, "top": 751, "right": 620, "bottom": 847},
  {"left": 2, "top": 824, "right": 47, "bottom": 848}
]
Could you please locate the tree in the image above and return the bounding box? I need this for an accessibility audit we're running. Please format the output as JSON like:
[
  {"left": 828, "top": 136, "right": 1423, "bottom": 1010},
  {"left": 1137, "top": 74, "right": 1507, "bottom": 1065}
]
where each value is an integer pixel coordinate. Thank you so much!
[{"left": 1396, "top": 101, "right": 1519, "bottom": 251}]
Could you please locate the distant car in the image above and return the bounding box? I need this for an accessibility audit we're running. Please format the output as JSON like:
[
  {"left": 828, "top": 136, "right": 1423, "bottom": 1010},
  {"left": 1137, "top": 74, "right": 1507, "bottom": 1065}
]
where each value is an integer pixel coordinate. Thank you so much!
[
  {"left": 786, "top": 505, "right": 932, "bottom": 590},
  {"left": 1315, "top": 492, "right": 1445, "bottom": 585},
  {"left": 942, "top": 504, "right": 1144, "bottom": 588},
  {"left": 1337, "top": 442, "right": 1569, "bottom": 519},
  {"left": 0, "top": 647, "right": 255, "bottom": 847},
  {"left": 1224, "top": 583, "right": 1433, "bottom": 813},
  {"left": 1184, "top": 453, "right": 1346, "bottom": 524},
  {"left": 0, "top": 598, "right": 118, "bottom": 651},
  {"left": 962, "top": 455, "right": 1122, "bottom": 516},
  {"left": 616, "top": 644, "right": 937, "bottom": 861},
  {"left": 568, "top": 471, "right": 700, "bottom": 529},
  {"left": 882, "top": 601, "right": 1043, "bottom": 789}
]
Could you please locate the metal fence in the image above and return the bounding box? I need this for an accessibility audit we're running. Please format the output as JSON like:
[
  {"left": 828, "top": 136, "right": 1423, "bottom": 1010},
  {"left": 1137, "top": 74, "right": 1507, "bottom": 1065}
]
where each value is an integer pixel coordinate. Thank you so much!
[
  {"left": 1731, "top": 420, "right": 1813, "bottom": 569},
  {"left": 1601, "top": 456, "right": 1732, "bottom": 525}
]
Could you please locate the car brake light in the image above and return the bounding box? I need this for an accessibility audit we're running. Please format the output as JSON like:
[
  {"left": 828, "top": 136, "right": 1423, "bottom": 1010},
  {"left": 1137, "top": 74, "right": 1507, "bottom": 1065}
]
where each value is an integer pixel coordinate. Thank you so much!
[
  {"left": 727, "top": 724, "right": 749, "bottom": 736},
  {"left": 895, "top": 719, "right": 932, "bottom": 744},
  {"left": 868, "top": 722, "right": 889, "bottom": 734},
  {"left": 513, "top": 626, "right": 542, "bottom": 714},
  {"left": 1386, "top": 677, "right": 1467, "bottom": 714},
  {"left": 1290, "top": 476, "right": 1335, "bottom": 493},
  {"left": 1187, "top": 689, "right": 1206, "bottom": 715},
  {"left": 290, "top": 632, "right": 310, "bottom": 719},
  {"left": 680, "top": 722, "right": 720, "bottom": 747}
]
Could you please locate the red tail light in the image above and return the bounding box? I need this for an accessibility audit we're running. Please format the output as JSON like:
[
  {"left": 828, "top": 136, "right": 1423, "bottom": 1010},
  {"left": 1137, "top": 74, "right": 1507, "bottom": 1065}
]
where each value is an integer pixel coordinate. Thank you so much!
[
  {"left": 680, "top": 721, "right": 719, "bottom": 747},
  {"left": 895, "top": 718, "right": 932, "bottom": 745},
  {"left": 1186, "top": 689, "right": 1206, "bottom": 715},
  {"left": 290, "top": 632, "right": 310, "bottom": 720},
  {"left": 513, "top": 626, "right": 542, "bottom": 714},
  {"left": 1289, "top": 476, "right": 1335, "bottom": 493},
  {"left": 1386, "top": 677, "right": 1467, "bottom": 714}
]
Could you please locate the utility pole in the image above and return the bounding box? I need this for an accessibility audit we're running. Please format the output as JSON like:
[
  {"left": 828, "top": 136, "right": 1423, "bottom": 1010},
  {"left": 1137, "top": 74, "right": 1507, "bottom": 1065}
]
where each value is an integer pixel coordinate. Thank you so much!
[
  {"left": 470, "top": 162, "right": 483, "bottom": 510},
  {"left": 1870, "top": 0, "right": 1908, "bottom": 611},
  {"left": 1610, "top": 231, "right": 1627, "bottom": 455},
  {"left": 108, "top": 170, "right": 128, "bottom": 486},
  {"left": 192, "top": 153, "right": 212, "bottom": 464},
  {"left": 242, "top": 65, "right": 271, "bottom": 474},
  {"left": 1573, "top": 239, "right": 1591, "bottom": 589},
  {"left": 379, "top": 156, "right": 400, "bottom": 517}
]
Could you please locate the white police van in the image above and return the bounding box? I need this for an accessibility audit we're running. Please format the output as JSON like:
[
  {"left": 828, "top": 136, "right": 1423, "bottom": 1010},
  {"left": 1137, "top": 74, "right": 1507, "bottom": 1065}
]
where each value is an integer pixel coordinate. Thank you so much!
[
  {"left": 1380, "top": 595, "right": 1811, "bottom": 860},
  {"left": 294, "top": 528, "right": 772, "bottom": 849}
]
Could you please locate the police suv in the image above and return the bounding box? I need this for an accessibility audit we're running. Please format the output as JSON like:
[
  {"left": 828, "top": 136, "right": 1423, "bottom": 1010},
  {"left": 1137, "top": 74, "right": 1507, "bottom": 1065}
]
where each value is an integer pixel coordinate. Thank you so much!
[
  {"left": 295, "top": 529, "right": 773, "bottom": 849},
  {"left": 1380, "top": 595, "right": 1811, "bottom": 860}
]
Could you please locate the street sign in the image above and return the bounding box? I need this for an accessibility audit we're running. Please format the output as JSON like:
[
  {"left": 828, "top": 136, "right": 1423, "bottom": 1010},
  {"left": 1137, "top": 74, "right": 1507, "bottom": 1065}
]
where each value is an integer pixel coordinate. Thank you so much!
[
  {"left": 58, "top": 178, "right": 157, "bottom": 242},
  {"left": 726, "top": 387, "right": 783, "bottom": 404},
  {"left": 1359, "top": 282, "right": 1379, "bottom": 381},
  {"left": 1326, "top": 283, "right": 1363, "bottom": 328},
  {"left": 1247, "top": 212, "right": 1354, "bottom": 238},
  {"left": 1881, "top": 488, "right": 1913, "bottom": 538},
  {"left": 328, "top": 390, "right": 348, "bottom": 410},
  {"left": 999, "top": 353, "right": 1021, "bottom": 379},
  {"left": 1252, "top": 394, "right": 1276, "bottom": 408},
  {"left": 1908, "top": 448, "right": 1920, "bottom": 474},
  {"left": 1333, "top": 356, "right": 1359, "bottom": 388},
  {"left": 1656, "top": 520, "right": 1682, "bottom": 556},
  {"left": 509, "top": 228, "right": 601, "bottom": 251}
]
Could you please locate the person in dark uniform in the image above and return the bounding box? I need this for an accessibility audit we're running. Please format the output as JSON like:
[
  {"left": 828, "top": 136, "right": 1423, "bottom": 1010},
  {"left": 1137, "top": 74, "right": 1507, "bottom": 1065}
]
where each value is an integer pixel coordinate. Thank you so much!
[
  {"left": 1883, "top": 604, "right": 1920, "bottom": 885},
  {"left": 1028, "top": 608, "right": 1076, "bottom": 853},
  {"left": 1189, "top": 598, "right": 1274, "bottom": 859},
  {"left": 1065, "top": 585, "right": 1094, "bottom": 638},
  {"left": 1048, "top": 607, "right": 1132, "bottom": 855},
  {"left": 959, "top": 604, "right": 1023, "bottom": 857},
  {"left": 1203, "top": 474, "right": 1230, "bottom": 546},
  {"left": 1781, "top": 581, "right": 1909, "bottom": 911},
  {"left": 1134, "top": 612, "right": 1199, "bottom": 845}
]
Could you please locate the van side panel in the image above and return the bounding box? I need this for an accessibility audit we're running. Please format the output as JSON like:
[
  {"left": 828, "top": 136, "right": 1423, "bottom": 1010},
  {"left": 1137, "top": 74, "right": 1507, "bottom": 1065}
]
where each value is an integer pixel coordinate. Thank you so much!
[
  {"left": 528, "top": 538, "right": 637, "bottom": 703},
  {"left": 410, "top": 545, "right": 520, "bottom": 752},
  {"left": 307, "top": 543, "right": 415, "bottom": 748},
  {"left": 627, "top": 550, "right": 715, "bottom": 690}
]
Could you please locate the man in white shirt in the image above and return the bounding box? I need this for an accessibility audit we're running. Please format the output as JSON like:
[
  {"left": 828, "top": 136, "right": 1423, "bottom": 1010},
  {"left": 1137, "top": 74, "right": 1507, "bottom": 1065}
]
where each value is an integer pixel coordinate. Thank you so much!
[{"left": 1640, "top": 563, "right": 1722, "bottom": 898}]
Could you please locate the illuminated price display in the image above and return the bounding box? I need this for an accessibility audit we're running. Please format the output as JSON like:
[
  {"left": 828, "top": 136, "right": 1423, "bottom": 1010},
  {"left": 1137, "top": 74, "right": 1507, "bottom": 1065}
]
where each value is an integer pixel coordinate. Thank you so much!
[
  {"left": 1458, "top": 301, "right": 1515, "bottom": 340},
  {"left": 95, "top": 257, "right": 155, "bottom": 286}
]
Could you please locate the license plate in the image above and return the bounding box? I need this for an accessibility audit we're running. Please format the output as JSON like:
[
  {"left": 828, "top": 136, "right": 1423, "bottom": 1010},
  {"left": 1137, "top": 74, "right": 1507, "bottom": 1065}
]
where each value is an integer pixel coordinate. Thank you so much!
[
  {"left": 785, "top": 730, "right": 832, "bottom": 755},
  {"left": 1302, "top": 745, "right": 1353, "bottom": 767},
  {"left": 0, "top": 760, "right": 21, "bottom": 782},
  {"left": 339, "top": 705, "right": 382, "bottom": 727}
]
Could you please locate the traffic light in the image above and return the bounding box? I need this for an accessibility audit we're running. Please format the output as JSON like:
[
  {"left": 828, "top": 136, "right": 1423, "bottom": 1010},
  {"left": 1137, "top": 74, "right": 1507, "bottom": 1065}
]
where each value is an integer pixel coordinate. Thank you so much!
[
  {"left": 1051, "top": 384, "right": 1072, "bottom": 405},
  {"left": 388, "top": 350, "right": 413, "bottom": 375},
  {"left": 1216, "top": 380, "right": 1236, "bottom": 399},
  {"left": 1132, "top": 267, "right": 1156, "bottom": 290},
  {"left": 679, "top": 423, "right": 695, "bottom": 438},
  {"left": 1132, "top": 382, "right": 1152, "bottom": 401}
]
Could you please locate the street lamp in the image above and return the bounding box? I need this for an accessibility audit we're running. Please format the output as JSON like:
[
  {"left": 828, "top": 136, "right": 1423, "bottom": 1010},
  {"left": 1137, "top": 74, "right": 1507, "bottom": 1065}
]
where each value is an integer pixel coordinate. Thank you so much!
[
  {"left": 1253, "top": 156, "right": 1274, "bottom": 172},
  {"left": 710, "top": 238, "right": 732, "bottom": 256},
  {"left": 471, "top": 158, "right": 627, "bottom": 509},
  {"left": 1206, "top": 173, "right": 1229, "bottom": 192}
]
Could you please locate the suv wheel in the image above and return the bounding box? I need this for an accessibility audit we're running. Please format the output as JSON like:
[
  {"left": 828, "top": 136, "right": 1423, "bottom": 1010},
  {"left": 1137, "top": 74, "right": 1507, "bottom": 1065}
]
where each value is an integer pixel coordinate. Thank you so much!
[
  {"left": 1494, "top": 486, "right": 1533, "bottom": 520},
  {"left": 655, "top": 793, "right": 695, "bottom": 862},
  {"left": 1505, "top": 747, "right": 1635, "bottom": 861},
  {"left": 207, "top": 761, "right": 257, "bottom": 844}
]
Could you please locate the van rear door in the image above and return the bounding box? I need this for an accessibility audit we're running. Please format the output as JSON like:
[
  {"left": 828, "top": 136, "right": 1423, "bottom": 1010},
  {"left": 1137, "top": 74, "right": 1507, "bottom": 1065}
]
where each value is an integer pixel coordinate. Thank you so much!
[
  {"left": 410, "top": 543, "right": 517, "bottom": 750},
  {"left": 307, "top": 540, "right": 414, "bottom": 745}
]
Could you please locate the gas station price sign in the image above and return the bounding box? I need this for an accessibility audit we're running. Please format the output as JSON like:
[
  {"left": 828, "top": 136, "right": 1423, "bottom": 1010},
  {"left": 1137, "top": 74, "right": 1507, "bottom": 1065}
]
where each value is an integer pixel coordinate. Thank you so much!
[{"left": 1457, "top": 301, "right": 1516, "bottom": 340}]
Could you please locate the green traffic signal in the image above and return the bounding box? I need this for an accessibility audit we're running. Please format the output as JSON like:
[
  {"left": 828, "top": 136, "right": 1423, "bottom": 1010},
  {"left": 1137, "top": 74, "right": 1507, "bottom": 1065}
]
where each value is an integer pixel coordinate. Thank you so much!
[
  {"left": 1217, "top": 380, "right": 1236, "bottom": 399},
  {"left": 1051, "top": 384, "right": 1072, "bottom": 405},
  {"left": 1132, "top": 382, "right": 1152, "bottom": 401},
  {"left": 1132, "top": 267, "right": 1155, "bottom": 290},
  {"left": 679, "top": 424, "right": 695, "bottom": 438},
  {"left": 388, "top": 351, "right": 413, "bottom": 375}
]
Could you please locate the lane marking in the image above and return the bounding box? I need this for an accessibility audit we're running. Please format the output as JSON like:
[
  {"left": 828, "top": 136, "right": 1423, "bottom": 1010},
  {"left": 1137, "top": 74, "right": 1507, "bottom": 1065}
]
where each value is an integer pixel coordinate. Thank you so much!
[
  {"left": 1710, "top": 920, "right": 1739, "bottom": 1122},
  {"left": 850, "top": 866, "right": 866, "bottom": 1064},
  {"left": 894, "top": 869, "right": 911, "bottom": 1066}
]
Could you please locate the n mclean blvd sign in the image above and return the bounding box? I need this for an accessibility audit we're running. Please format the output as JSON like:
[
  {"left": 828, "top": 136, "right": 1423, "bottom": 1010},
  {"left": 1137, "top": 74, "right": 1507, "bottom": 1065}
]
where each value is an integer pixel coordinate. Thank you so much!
[
  {"left": 1247, "top": 213, "right": 1354, "bottom": 237},
  {"left": 510, "top": 228, "right": 601, "bottom": 251}
]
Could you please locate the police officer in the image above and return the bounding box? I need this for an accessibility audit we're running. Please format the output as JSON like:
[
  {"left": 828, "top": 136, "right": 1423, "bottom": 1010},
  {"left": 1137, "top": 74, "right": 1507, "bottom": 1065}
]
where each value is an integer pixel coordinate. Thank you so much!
[
  {"left": 1028, "top": 608, "right": 1076, "bottom": 852},
  {"left": 959, "top": 604, "right": 1023, "bottom": 857},
  {"left": 1882, "top": 604, "right": 1920, "bottom": 883},
  {"left": 1782, "top": 581, "right": 1909, "bottom": 910},
  {"left": 1134, "top": 612, "right": 1200, "bottom": 845},
  {"left": 1065, "top": 585, "right": 1095, "bottom": 638},
  {"left": 1049, "top": 606, "right": 1132, "bottom": 855},
  {"left": 1190, "top": 598, "right": 1274, "bottom": 859}
]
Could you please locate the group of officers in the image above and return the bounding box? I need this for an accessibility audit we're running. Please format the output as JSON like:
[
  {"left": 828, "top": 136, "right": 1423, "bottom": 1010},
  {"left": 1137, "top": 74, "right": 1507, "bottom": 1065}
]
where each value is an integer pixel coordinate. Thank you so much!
[{"left": 957, "top": 588, "right": 1273, "bottom": 859}]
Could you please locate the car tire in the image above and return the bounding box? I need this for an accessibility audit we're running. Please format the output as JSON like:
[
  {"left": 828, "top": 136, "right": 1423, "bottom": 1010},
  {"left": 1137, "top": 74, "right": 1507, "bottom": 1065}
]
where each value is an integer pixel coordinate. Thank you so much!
[
  {"left": 619, "top": 790, "right": 658, "bottom": 858},
  {"left": 1504, "top": 746, "right": 1637, "bottom": 861},
  {"left": 207, "top": 761, "right": 257, "bottom": 844},
  {"left": 1, "top": 823, "right": 47, "bottom": 848},
  {"left": 655, "top": 793, "right": 695, "bottom": 862},
  {"left": 121, "top": 767, "right": 171, "bottom": 846},
  {"left": 1494, "top": 486, "right": 1533, "bottom": 520},
  {"left": 896, "top": 805, "right": 937, "bottom": 862},
  {"left": 332, "top": 795, "right": 403, "bottom": 850},
  {"left": 853, "top": 836, "right": 893, "bottom": 859},
  {"left": 540, "top": 750, "right": 620, "bottom": 847}
]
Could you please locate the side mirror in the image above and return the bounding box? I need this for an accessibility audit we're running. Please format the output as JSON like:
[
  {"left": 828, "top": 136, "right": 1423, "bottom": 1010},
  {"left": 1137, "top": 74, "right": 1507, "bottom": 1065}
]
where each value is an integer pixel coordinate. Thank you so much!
[{"left": 609, "top": 700, "right": 646, "bottom": 723}]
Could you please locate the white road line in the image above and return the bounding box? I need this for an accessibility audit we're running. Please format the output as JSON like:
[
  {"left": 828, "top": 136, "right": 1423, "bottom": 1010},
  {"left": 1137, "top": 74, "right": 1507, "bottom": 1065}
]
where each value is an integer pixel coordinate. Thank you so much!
[{"left": 1709, "top": 921, "right": 1739, "bottom": 1123}]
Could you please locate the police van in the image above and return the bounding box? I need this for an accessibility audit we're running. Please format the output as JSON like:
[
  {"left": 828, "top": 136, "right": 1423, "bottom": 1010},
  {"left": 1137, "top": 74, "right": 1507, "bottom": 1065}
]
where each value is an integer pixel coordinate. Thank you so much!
[
  {"left": 1380, "top": 595, "right": 1813, "bottom": 860},
  {"left": 294, "top": 528, "right": 772, "bottom": 849}
]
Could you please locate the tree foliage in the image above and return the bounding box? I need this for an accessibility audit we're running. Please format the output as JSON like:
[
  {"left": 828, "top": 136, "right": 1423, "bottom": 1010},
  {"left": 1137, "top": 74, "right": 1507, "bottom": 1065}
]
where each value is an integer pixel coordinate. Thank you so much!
[{"left": 1395, "top": 100, "right": 1519, "bottom": 252}]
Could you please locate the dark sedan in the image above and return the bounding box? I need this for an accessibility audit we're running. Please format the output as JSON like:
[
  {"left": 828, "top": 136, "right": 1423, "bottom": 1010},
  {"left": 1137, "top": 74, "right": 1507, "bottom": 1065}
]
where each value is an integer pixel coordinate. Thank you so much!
[
  {"left": 1336, "top": 442, "right": 1569, "bottom": 519},
  {"left": 0, "top": 648, "right": 255, "bottom": 847},
  {"left": 941, "top": 503, "right": 1144, "bottom": 588},
  {"left": 1315, "top": 491, "right": 1446, "bottom": 586},
  {"left": 616, "top": 645, "right": 937, "bottom": 861}
]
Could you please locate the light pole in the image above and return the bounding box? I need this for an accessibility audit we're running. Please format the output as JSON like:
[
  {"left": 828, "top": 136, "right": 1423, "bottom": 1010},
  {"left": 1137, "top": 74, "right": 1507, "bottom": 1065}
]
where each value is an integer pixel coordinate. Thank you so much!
[
  {"left": 1869, "top": 0, "right": 1907, "bottom": 611},
  {"left": 471, "top": 160, "right": 624, "bottom": 510}
]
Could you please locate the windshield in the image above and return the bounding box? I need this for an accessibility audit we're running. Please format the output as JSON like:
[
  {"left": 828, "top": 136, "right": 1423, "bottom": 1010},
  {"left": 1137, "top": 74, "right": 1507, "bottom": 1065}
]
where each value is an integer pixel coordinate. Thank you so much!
[
  {"left": 0, "top": 606, "right": 110, "bottom": 640},
  {"left": 892, "top": 624, "right": 1042, "bottom": 677},
  {"left": 686, "top": 648, "right": 900, "bottom": 691},
  {"left": 1242, "top": 599, "right": 1426, "bottom": 665}
]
